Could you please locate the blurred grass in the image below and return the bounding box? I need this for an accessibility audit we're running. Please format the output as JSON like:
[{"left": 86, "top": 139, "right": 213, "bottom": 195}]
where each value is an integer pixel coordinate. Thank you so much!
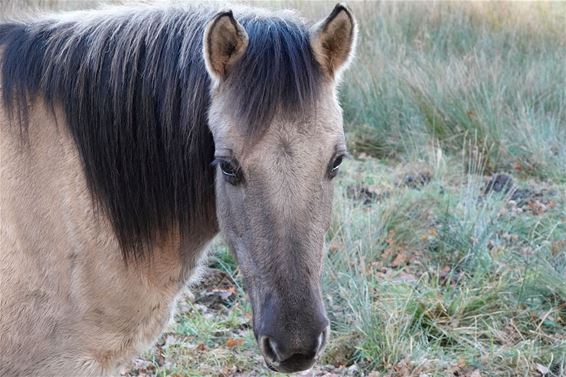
[
  {"left": 2, "top": 1, "right": 565, "bottom": 376},
  {"left": 337, "top": 2, "right": 566, "bottom": 183}
]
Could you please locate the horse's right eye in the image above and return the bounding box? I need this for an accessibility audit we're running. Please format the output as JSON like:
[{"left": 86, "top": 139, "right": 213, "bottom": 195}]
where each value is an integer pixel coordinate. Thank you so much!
[
  {"left": 328, "top": 154, "right": 345, "bottom": 179},
  {"left": 219, "top": 160, "right": 242, "bottom": 185}
]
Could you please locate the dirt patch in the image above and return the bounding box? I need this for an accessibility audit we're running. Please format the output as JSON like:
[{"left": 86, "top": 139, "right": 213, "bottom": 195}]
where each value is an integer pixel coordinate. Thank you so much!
[
  {"left": 399, "top": 171, "right": 432, "bottom": 189},
  {"left": 346, "top": 184, "right": 390, "bottom": 205},
  {"left": 482, "top": 173, "right": 558, "bottom": 215},
  {"left": 192, "top": 268, "right": 238, "bottom": 311},
  {"left": 483, "top": 173, "right": 514, "bottom": 194}
]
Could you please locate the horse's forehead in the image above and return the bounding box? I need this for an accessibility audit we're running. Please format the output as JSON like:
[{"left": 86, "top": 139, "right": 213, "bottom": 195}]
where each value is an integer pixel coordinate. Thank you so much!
[
  {"left": 244, "top": 118, "right": 343, "bottom": 172},
  {"left": 210, "top": 89, "right": 343, "bottom": 157}
]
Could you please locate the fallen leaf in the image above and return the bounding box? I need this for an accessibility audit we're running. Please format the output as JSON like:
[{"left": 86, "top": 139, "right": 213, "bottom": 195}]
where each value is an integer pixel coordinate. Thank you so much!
[
  {"left": 395, "top": 271, "right": 417, "bottom": 283},
  {"left": 358, "top": 152, "right": 369, "bottom": 160},
  {"left": 329, "top": 241, "right": 344, "bottom": 253},
  {"left": 225, "top": 338, "right": 245, "bottom": 348},
  {"left": 528, "top": 200, "right": 547, "bottom": 215},
  {"left": 391, "top": 252, "right": 409, "bottom": 267}
]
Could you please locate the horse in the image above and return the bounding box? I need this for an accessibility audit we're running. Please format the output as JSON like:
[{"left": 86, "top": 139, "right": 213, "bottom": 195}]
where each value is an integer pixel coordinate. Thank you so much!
[{"left": 0, "top": 2, "right": 356, "bottom": 375}]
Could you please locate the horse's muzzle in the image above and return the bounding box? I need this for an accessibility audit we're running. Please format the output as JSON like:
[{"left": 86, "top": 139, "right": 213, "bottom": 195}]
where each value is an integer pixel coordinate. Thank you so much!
[{"left": 259, "top": 322, "right": 329, "bottom": 373}]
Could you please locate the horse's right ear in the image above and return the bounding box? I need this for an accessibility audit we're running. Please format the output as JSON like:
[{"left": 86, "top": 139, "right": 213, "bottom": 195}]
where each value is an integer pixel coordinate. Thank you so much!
[{"left": 203, "top": 10, "right": 248, "bottom": 82}]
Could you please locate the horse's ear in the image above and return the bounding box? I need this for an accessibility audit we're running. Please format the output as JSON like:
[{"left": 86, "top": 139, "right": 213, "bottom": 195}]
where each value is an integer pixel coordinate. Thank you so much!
[
  {"left": 203, "top": 10, "right": 248, "bottom": 82},
  {"left": 310, "top": 3, "right": 357, "bottom": 80}
]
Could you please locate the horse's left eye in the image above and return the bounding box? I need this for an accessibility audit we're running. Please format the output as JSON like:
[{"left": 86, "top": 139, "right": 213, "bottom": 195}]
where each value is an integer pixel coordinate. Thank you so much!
[
  {"left": 328, "top": 155, "right": 344, "bottom": 179},
  {"left": 219, "top": 160, "right": 242, "bottom": 185}
]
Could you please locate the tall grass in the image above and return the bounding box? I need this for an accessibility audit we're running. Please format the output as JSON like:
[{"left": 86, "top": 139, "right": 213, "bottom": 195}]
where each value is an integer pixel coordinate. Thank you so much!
[
  {"left": 325, "top": 158, "right": 565, "bottom": 375},
  {"left": 338, "top": 2, "right": 566, "bottom": 182}
]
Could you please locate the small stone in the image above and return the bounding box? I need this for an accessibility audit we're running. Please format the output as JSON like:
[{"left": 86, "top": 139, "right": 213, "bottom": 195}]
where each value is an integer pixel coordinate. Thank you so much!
[
  {"left": 484, "top": 173, "right": 513, "bottom": 194},
  {"left": 401, "top": 171, "right": 432, "bottom": 188}
]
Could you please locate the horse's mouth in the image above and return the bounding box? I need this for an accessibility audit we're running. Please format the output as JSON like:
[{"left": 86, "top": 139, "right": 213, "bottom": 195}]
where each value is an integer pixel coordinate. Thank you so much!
[{"left": 263, "top": 355, "right": 318, "bottom": 373}]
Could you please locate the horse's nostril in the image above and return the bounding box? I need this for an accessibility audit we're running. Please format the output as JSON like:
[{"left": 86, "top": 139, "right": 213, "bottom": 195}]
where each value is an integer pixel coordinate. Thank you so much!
[
  {"left": 258, "top": 326, "right": 329, "bottom": 373},
  {"left": 258, "top": 325, "right": 329, "bottom": 372},
  {"left": 260, "top": 336, "right": 279, "bottom": 363},
  {"left": 317, "top": 327, "right": 329, "bottom": 354}
]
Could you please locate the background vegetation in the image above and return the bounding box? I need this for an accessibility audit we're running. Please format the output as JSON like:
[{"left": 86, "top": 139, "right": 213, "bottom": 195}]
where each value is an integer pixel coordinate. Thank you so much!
[{"left": 3, "top": 1, "right": 565, "bottom": 376}]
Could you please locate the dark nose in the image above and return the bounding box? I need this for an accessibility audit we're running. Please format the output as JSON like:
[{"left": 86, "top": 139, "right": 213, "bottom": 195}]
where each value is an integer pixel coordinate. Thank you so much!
[{"left": 259, "top": 319, "right": 329, "bottom": 373}]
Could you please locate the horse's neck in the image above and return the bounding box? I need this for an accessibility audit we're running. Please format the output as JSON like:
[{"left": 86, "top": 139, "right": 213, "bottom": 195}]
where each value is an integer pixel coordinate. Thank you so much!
[
  {"left": 1, "top": 100, "right": 216, "bottom": 278},
  {"left": 1, "top": 100, "right": 218, "bottom": 373}
]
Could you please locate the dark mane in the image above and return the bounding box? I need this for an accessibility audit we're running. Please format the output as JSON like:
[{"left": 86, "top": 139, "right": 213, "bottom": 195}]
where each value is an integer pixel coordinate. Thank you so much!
[{"left": 0, "top": 5, "right": 322, "bottom": 259}]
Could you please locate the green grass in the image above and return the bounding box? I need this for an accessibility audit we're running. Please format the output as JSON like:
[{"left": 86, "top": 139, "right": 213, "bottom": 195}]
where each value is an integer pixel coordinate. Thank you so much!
[
  {"left": 324, "top": 158, "right": 565, "bottom": 376},
  {"left": 324, "top": 5, "right": 566, "bottom": 373},
  {"left": 341, "top": 2, "right": 566, "bottom": 183}
]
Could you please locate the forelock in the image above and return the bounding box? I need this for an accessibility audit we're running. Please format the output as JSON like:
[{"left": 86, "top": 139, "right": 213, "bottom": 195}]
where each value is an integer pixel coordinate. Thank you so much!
[{"left": 223, "top": 11, "right": 323, "bottom": 141}]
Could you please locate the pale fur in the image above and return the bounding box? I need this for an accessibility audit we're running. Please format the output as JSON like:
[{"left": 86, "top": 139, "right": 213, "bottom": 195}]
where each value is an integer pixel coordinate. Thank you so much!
[{"left": 0, "top": 100, "right": 215, "bottom": 376}]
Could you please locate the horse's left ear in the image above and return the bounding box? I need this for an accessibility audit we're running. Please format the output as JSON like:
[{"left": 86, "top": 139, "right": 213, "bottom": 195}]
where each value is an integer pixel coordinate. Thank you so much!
[
  {"left": 203, "top": 10, "right": 249, "bottom": 82},
  {"left": 310, "top": 3, "right": 357, "bottom": 80}
]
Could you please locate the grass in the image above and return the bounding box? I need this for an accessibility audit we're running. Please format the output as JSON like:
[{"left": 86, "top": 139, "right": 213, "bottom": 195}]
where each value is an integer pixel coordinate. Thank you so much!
[
  {"left": 3, "top": 1, "right": 565, "bottom": 376},
  {"left": 147, "top": 155, "right": 564, "bottom": 376},
  {"left": 150, "top": 3, "right": 564, "bottom": 376},
  {"left": 339, "top": 2, "right": 566, "bottom": 183},
  {"left": 323, "top": 158, "right": 565, "bottom": 376},
  {"left": 325, "top": 6, "right": 566, "bottom": 372}
]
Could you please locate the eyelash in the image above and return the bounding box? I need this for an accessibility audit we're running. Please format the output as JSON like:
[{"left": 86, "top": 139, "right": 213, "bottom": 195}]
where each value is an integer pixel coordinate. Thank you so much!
[
  {"left": 214, "top": 158, "right": 243, "bottom": 185},
  {"left": 328, "top": 154, "right": 345, "bottom": 179}
]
